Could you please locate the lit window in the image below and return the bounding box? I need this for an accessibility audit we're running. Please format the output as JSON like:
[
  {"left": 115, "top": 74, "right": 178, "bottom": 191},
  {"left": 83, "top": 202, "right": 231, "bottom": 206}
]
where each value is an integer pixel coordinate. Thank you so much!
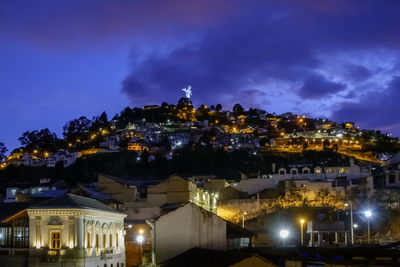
[
  {"left": 116, "top": 234, "right": 119, "bottom": 248},
  {"left": 96, "top": 234, "right": 99, "bottom": 248},
  {"left": 87, "top": 232, "right": 91, "bottom": 248},
  {"left": 51, "top": 232, "right": 61, "bottom": 249},
  {"left": 103, "top": 234, "right": 106, "bottom": 248},
  {"left": 109, "top": 234, "right": 113, "bottom": 247}
]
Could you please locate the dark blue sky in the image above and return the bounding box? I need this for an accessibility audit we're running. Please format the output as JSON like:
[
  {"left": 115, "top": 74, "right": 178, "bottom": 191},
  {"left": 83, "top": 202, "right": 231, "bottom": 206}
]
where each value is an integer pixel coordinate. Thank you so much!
[{"left": 1, "top": 0, "right": 400, "bottom": 150}]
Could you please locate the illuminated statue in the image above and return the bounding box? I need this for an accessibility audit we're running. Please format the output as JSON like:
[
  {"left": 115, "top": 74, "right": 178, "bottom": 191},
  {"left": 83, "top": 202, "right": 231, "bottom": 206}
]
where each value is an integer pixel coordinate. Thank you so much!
[{"left": 182, "top": 85, "right": 192, "bottom": 99}]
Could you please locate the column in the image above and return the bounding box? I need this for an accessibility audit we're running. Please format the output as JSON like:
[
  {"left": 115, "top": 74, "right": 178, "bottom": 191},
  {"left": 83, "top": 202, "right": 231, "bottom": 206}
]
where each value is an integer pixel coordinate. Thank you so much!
[
  {"left": 35, "top": 217, "right": 41, "bottom": 248},
  {"left": 69, "top": 217, "right": 74, "bottom": 248},
  {"left": 76, "top": 217, "right": 84, "bottom": 248}
]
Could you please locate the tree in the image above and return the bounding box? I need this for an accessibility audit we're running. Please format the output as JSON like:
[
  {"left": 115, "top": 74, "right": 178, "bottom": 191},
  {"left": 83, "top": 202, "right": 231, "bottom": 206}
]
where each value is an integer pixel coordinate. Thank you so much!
[
  {"left": 233, "top": 103, "right": 244, "bottom": 115},
  {"left": 215, "top": 104, "right": 222, "bottom": 112},
  {"left": 0, "top": 142, "right": 7, "bottom": 161},
  {"left": 18, "top": 129, "right": 61, "bottom": 153},
  {"left": 63, "top": 116, "right": 92, "bottom": 143},
  {"left": 177, "top": 97, "right": 192, "bottom": 109},
  {"left": 91, "top": 111, "right": 110, "bottom": 133},
  {"left": 196, "top": 104, "right": 210, "bottom": 121}
]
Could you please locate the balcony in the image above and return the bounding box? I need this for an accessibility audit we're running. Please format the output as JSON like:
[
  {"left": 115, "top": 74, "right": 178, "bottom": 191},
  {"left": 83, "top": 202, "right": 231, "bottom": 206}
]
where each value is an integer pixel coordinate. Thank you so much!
[{"left": 34, "top": 247, "right": 85, "bottom": 262}]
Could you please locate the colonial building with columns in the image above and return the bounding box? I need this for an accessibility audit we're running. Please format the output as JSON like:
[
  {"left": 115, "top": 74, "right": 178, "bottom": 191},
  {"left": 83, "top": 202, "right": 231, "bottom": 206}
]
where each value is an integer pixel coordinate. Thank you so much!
[{"left": 0, "top": 193, "right": 126, "bottom": 267}]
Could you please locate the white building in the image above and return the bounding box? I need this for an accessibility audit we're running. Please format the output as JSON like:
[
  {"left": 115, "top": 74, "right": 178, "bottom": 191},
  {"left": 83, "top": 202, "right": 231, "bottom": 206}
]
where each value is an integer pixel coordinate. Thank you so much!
[
  {"left": 146, "top": 203, "right": 253, "bottom": 265},
  {"left": 0, "top": 194, "right": 126, "bottom": 267}
]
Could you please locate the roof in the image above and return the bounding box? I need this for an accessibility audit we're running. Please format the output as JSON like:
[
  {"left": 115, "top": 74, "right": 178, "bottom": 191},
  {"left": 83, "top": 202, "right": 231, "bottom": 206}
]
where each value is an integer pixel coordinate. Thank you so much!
[
  {"left": 159, "top": 247, "right": 250, "bottom": 267},
  {"left": 0, "top": 202, "right": 33, "bottom": 222},
  {"left": 227, "top": 221, "right": 255, "bottom": 238},
  {"left": 30, "top": 193, "right": 122, "bottom": 214},
  {"left": 81, "top": 187, "right": 113, "bottom": 201},
  {"left": 31, "top": 189, "right": 68, "bottom": 198}
]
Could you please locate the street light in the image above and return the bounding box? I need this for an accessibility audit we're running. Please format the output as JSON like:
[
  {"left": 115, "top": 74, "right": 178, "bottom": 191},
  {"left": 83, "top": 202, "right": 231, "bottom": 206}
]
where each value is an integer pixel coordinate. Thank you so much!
[
  {"left": 242, "top": 212, "right": 247, "bottom": 228},
  {"left": 364, "top": 210, "right": 372, "bottom": 244},
  {"left": 136, "top": 232, "right": 145, "bottom": 265},
  {"left": 345, "top": 202, "right": 354, "bottom": 245},
  {"left": 280, "top": 229, "right": 289, "bottom": 247},
  {"left": 136, "top": 234, "right": 144, "bottom": 245},
  {"left": 300, "top": 219, "right": 305, "bottom": 246}
]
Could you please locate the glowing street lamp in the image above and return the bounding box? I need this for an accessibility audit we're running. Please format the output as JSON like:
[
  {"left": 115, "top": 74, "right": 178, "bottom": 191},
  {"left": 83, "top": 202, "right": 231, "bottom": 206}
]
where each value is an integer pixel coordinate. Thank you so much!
[
  {"left": 364, "top": 210, "right": 372, "bottom": 244},
  {"left": 280, "top": 229, "right": 289, "bottom": 246},
  {"left": 242, "top": 212, "right": 247, "bottom": 228},
  {"left": 300, "top": 219, "right": 305, "bottom": 246},
  {"left": 136, "top": 234, "right": 144, "bottom": 245},
  {"left": 136, "top": 229, "right": 145, "bottom": 265}
]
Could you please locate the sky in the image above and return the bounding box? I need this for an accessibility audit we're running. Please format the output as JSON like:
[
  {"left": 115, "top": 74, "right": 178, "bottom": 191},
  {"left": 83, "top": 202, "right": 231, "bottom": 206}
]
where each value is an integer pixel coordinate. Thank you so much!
[{"left": 1, "top": 0, "right": 400, "bottom": 151}]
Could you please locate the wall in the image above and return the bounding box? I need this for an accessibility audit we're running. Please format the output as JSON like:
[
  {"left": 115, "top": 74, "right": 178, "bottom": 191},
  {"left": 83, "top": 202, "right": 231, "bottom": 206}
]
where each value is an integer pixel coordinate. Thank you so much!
[
  {"left": 233, "top": 178, "right": 275, "bottom": 194},
  {"left": 152, "top": 204, "right": 226, "bottom": 264},
  {"left": 98, "top": 174, "right": 137, "bottom": 203},
  {"left": 147, "top": 176, "right": 191, "bottom": 206}
]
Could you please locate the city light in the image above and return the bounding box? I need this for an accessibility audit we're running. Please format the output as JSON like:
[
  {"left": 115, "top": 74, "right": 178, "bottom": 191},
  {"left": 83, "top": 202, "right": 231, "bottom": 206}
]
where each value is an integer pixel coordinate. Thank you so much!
[
  {"left": 364, "top": 210, "right": 372, "bottom": 217},
  {"left": 136, "top": 234, "right": 144, "bottom": 245},
  {"left": 280, "top": 229, "right": 289, "bottom": 239}
]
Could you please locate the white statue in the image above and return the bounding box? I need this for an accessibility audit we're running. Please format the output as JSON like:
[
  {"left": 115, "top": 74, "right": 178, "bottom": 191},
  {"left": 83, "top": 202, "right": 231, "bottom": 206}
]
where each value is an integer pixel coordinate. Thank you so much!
[{"left": 182, "top": 85, "right": 192, "bottom": 99}]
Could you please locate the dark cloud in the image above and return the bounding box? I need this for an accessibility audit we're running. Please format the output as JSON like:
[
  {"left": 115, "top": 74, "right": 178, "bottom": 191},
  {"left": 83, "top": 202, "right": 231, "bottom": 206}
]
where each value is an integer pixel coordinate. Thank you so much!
[
  {"left": 120, "top": 0, "right": 400, "bottom": 110},
  {"left": 121, "top": 7, "right": 321, "bottom": 107},
  {"left": 298, "top": 75, "right": 346, "bottom": 99},
  {"left": 344, "top": 64, "right": 372, "bottom": 82},
  {"left": 332, "top": 76, "right": 400, "bottom": 135}
]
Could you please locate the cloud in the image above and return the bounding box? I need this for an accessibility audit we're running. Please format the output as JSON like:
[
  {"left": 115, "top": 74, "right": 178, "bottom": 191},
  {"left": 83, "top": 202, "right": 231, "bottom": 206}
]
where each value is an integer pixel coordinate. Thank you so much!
[
  {"left": 332, "top": 76, "right": 400, "bottom": 135},
  {"left": 344, "top": 64, "right": 372, "bottom": 82},
  {"left": 297, "top": 75, "right": 346, "bottom": 99}
]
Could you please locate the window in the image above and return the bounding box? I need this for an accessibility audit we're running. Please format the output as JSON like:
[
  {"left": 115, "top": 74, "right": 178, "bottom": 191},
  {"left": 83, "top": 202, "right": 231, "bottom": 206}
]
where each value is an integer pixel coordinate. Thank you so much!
[
  {"left": 87, "top": 232, "right": 91, "bottom": 248},
  {"left": 315, "top": 168, "right": 321, "bottom": 174},
  {"left": 279, "top": 170, "right": 285, "bottom": 175},
  {"left": 116, "top": 233, "right": 119, "bottom": 248},
  {"left": 109, "top": 234, "right": 113, "bottom": 247},
  {"left": 303, "top": 169, "right": 309, "bottom": 174},
  {"left": 291, "top": 170, "right": 297, "bottom": 175},
  {"left": 103, "top": 234, "right": 106, "bottom": 248},
  {"left": 389, "top": 175, "right": 396, "bottom": 184},
  {"left": 95, "top": 234, "right": 99, "bottom": 248},
  {"left": 51, "top": 232, "right": 61, "bottom": 249}
]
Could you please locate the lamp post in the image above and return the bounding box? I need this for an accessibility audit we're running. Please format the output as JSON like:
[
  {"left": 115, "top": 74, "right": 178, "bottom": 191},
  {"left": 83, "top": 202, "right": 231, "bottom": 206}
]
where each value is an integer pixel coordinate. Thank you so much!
[
  {"left": 280, "top": 229, "right": 289, "bottom": 247},
  {"left": 242, "top": 212, "right": 247, "bottom": 228},
  {"left": 364, "top": 210, "right": 372, "bottom": 244},
  {"left": 300, "top": 219, "right": 305, "bottom": 246},
  {"left": 136, "top": 229, "right": 145, "bottom": 264},
  {"left": 345, "top": 202, "right": 354, "bottom": 245}
]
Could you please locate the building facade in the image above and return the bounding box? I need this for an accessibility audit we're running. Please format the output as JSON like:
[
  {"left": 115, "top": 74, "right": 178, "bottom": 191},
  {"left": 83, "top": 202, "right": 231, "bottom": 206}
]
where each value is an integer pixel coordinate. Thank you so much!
[{"left": 0, "top": 194, "right": 126, "bottom": 267}]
